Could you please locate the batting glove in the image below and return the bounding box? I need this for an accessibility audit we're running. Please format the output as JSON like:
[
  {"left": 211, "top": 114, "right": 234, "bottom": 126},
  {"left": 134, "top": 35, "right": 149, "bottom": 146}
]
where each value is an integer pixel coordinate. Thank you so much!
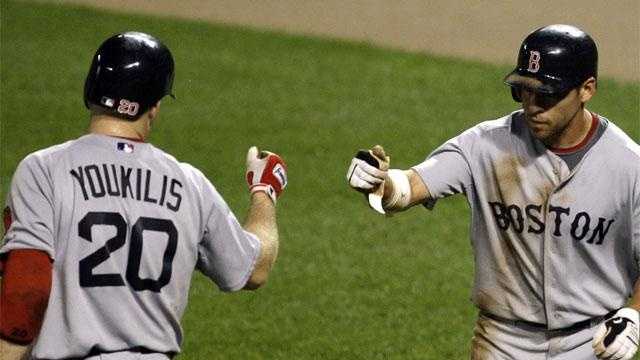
[
  {"left": 593, "top": 307, "right": 640, "bottom": 360},
  {"left": 346, "top": 146, "right": 389, "bottom": 193},
  {"left": 246, "top": 146, "right": 287, "bottom": 204}
]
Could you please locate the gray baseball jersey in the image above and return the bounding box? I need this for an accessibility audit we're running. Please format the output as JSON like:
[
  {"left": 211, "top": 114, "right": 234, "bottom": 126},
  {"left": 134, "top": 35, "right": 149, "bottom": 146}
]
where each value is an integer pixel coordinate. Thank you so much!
[
  {"left": 412, "top": 110, "right": 640, "bottom": 330},
  {"left": 0, "top": 133, "right": 261, "bottom": 358}
]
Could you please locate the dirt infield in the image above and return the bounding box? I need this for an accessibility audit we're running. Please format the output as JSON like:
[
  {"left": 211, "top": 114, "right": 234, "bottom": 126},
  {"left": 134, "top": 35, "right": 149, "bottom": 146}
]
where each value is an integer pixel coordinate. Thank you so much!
[{"left": 42, "top": 0, "right": 639, "bottom": 82}]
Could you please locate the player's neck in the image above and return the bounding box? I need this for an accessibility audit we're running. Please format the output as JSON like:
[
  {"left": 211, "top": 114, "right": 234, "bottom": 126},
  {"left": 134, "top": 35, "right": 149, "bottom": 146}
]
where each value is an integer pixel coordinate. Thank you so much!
[
  {"left": 89, "top": 115, "right": 149, "bottom": 142},
  {"left": 547, "top": 108, "right": 592, "bottom": 150}
]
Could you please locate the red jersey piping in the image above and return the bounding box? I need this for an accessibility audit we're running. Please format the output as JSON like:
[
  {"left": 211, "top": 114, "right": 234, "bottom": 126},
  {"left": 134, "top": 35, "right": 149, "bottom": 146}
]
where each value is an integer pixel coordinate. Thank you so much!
[{"left": 550, "top": 113, "right": 599, "bottom": 154}]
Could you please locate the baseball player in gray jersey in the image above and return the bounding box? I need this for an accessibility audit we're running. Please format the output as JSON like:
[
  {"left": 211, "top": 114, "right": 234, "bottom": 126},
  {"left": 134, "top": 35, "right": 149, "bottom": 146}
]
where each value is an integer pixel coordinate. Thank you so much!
[
  {"left": 347, "top": 24, "right": 640, "bottom": 359},
  {"left": 0, "top": 32, "right": 287, "bottom": 359}
]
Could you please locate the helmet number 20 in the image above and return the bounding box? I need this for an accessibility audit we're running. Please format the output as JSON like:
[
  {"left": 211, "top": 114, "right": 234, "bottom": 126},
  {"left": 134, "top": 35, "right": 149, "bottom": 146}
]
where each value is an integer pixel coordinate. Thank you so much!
[
  {"left": 117, "top": 99, "right": 140, "bottom": 117},
  {"left": 78, "top": 212, "right": 177, "bottom": 292}
]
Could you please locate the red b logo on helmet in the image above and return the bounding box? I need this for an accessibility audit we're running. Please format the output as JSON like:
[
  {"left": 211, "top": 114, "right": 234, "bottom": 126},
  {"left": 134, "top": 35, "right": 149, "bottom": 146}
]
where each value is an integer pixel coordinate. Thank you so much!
[{"left": 527, "top": 51, "right": 541, "bottom": 73}]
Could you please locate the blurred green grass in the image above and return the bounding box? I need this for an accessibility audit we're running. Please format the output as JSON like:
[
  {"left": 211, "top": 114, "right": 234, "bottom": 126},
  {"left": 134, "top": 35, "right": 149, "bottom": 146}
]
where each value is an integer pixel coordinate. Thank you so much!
[{"left": 1, "top": 1, "right": 639, "bottom": 359}]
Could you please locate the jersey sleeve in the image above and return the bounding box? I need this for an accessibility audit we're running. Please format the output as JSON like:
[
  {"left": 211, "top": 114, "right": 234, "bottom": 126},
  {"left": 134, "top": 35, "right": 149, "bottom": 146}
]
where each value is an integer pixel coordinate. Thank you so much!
[
  {"left": 411, "top": 134, "right": 473, "bottom": 208},
  {"left": 0, "top": 154, "right": 55, "bottom": 259},
  {"left": 196, "top": 180, "right": 261, "bottom": 292}
]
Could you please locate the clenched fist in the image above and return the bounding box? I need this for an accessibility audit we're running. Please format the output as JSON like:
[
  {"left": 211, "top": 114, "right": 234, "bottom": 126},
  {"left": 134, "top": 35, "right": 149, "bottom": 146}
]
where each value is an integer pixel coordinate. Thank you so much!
[
  {"left": 347, "top": 145, "right": 390, "bottom": 214},
  {"left": 593, "top": 307, "right": 639, "bottom": 360},
  {"left": 246, "top": 146, "right": 287, "bottom": 204},
  {"left": 346, "top": 145, "right": 389, "bottom": 193}
]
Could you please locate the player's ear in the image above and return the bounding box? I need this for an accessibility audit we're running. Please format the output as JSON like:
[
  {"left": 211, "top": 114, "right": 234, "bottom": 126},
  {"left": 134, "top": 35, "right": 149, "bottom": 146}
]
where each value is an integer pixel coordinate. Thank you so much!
[
  {"left": 578, "top": 77, "right": 596, "bottom": 103},
  {"left": 148, "top": 101, "right": 161, "bottom": 121}
]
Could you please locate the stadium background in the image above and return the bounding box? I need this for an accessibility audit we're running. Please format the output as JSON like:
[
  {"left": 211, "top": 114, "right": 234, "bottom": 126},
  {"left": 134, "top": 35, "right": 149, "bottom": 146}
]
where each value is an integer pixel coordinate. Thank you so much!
[{"left": 1, "top": 1, "right": 639, "bottom": 358}]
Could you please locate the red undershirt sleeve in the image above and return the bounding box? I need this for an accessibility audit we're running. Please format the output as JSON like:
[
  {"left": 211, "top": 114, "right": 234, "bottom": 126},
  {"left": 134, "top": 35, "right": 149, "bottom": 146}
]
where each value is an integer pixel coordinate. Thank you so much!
[{"left": 0, "top": 249, "right": 52, "bottom": 344}]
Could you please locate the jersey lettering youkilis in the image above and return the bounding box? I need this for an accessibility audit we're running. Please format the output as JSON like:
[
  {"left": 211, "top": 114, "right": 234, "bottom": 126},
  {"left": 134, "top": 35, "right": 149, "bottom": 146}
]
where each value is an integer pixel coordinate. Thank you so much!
[
  {"left": 413, "top": 110, "right": 640, "bottom": 330},
  {"left": 69, "top": 164, "right": 183, "bottom": 211},
  {"left": 0, "top": 134, "right": 261, "bottom": 358}
]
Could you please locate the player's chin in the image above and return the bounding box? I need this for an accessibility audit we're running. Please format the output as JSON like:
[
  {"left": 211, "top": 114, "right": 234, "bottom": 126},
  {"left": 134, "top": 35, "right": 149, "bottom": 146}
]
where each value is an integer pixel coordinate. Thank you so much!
[
  {"left": 526, "top": 121, "right": 548, "bottom": 136},
  {"left": 529, "top": 126, "right": 555, "bottom": 143}
]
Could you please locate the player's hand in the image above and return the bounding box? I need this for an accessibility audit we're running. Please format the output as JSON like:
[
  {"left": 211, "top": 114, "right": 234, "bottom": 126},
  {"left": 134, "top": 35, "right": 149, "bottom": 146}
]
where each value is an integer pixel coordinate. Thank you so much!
[
  {"left": 346, "top": 145, "right": 390, "bottom": 193},
  {"left": 592, "top": 307, "right": 640, "bottom": 360},
  {"left": 246, "top": 146, "right": 287, "bottom": 204}
]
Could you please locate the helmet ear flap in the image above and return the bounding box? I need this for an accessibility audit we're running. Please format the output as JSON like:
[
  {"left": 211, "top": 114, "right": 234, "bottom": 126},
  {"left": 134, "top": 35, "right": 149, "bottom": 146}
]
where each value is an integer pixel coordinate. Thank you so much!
[{"left": 510, "top": 86, "right": 522, "bottom": 102}]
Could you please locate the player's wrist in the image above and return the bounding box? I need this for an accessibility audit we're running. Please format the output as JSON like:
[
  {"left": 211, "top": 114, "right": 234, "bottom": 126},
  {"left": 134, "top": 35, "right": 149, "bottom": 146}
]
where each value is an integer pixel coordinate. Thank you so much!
[
  {"left": 382, "top": 169, "right": 411, "bottom": 210},
  {"left": 250, "top": 184, "right": 277, "bottom": 204},
  {"left": 0, "top": 338, "right": 32, "bottom": 360}
]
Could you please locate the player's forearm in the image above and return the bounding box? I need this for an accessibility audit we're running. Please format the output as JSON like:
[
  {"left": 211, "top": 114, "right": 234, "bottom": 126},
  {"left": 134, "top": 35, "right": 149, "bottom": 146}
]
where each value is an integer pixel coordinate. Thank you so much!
[
  {"left": 243, "top": 192, "right": 279, "bottom": 289},
  {"left": 0, "top": 338, "right": 31, "bottom": 360}
]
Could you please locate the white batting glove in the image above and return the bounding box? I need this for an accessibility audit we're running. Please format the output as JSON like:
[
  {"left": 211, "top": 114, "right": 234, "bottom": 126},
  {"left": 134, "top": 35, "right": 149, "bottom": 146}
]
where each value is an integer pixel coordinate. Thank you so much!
[
  {"left": 246, "top": 146, "right": 287, "bottom": 204},
  {"left": 593, "top": 307, "right": 640, "bottom": 360},
  {"left": 346, "top": 146, "right": 389, "bottom": 192}
]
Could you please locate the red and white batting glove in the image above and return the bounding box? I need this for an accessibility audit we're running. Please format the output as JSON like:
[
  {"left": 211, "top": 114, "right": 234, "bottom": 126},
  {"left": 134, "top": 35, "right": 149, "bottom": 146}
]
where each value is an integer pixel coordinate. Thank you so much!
[
  {"left": 246, "top": 146, "right": 287, "bottom": 204},
  {"left": 592, "top": 307, "right": 640, "bottom": 360}
]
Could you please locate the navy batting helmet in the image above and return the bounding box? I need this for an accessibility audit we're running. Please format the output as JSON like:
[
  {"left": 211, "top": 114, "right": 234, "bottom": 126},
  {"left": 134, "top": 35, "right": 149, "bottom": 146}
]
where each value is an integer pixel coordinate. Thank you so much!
[
  {"left": 84, "top": 32, "right": 175, "bottom": 120},
  {"left": 504, "top": 24, "right": 598, "bottom": 102}
]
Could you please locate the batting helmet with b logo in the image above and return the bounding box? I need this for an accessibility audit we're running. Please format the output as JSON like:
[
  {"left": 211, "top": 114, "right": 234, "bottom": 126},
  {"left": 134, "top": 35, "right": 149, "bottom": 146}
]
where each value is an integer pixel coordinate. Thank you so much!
[
  {"left": 84, "top": 32, "right": 175, "bottom": 120},
  {"left": 504, "top": 24, "right": 598, "bottom": 102}
]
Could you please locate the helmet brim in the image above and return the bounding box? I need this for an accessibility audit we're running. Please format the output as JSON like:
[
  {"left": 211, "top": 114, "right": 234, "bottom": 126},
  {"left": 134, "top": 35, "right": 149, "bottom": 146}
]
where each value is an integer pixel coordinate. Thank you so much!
[{"left": 504, "top": 72, "right": 560, "bottom": 95}]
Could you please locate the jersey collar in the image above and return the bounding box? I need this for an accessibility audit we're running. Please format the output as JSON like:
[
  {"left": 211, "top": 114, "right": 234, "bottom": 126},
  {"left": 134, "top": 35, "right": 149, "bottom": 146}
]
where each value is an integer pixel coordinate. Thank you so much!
[{"left": 549, "top": 112, "right": 599, "bottom": 155}]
